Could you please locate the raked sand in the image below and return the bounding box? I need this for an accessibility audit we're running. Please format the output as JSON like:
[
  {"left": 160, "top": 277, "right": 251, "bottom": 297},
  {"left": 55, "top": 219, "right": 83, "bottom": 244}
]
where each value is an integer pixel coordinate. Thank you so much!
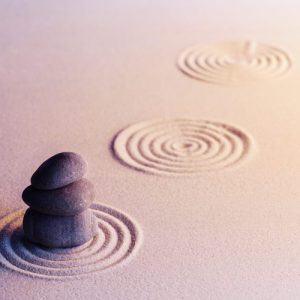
[{"left": 1, "top": 1, "right": 300, "bottom": 299}]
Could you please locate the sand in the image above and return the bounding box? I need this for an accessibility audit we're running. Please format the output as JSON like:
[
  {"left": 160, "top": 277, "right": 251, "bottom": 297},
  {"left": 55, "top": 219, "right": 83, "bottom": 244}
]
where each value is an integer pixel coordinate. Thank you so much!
[{"left": 1, "top": 0, "right": 300, "bottom": 299}]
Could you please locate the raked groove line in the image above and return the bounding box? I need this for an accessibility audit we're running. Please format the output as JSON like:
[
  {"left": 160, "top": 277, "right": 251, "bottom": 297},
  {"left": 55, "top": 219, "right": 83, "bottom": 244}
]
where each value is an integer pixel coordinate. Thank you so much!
[
  {"left": 0, "top": 203, "right": 142, "bottom": 279},
  {"left": 177, "top": 41, "right": 292, "bottom": 85},
  {"left": 113, "top": 118, "right": 255, "bottom": 176}
]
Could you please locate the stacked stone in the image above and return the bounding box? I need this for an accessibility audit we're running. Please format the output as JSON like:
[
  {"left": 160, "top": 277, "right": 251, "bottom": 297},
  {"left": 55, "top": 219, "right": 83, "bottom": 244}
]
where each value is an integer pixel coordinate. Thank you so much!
[{"left": 22, "top": 152, "right": 97, "bottom": 248}]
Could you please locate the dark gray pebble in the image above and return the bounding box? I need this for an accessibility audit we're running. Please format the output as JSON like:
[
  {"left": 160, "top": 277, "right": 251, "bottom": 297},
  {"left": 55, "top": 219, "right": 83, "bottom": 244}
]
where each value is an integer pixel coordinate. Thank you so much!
[
  {"left": 22, "top": 178, "right": 95, "bottom": 216},
  {"left": 31, "top": 152, "right": 87, "bottom": 190},
  {"left": 23, "top": 208, "right": 97, "bottom": 248}
]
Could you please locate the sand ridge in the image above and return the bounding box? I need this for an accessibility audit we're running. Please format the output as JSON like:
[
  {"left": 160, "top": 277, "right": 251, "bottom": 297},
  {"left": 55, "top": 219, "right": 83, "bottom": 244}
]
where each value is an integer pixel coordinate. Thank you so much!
[
  {"left": 177, "top": 41, "right": 292, "bottom": 85},
  {"left": 0, "top": 203, "right": 143, "bottom": 279},
  {"left": 112, "top": 118, "right": 255, "bottom": 176}
]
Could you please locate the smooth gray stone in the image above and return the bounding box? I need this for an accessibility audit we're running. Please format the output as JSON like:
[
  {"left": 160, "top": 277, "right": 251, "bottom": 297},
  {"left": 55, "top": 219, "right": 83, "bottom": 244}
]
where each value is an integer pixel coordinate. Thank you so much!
[
  {"left": 23, "top": 208, "right": 97, "bottom": 248},
  {"left": 22, "top": 179, "right": 95, "bottom": 216},
  {"left": 31, "top": 152, "right": 87, "bottom": 190}
]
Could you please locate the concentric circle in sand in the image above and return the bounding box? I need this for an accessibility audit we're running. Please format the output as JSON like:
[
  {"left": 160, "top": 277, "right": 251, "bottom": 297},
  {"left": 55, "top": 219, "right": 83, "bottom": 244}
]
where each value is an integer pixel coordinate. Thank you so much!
[
  {"left": 0, "top": 203, "right": 142, "bottom": 279},
  {"left": 177, "top": 41, "right": 291, "bottom": 85},
  {"left": 113, "top": 118, "right": 254, "bottom": 176}
]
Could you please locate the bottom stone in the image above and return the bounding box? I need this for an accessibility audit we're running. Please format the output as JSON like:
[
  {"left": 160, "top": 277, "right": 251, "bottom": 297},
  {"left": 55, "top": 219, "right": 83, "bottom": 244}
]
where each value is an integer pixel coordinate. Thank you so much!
[{"left": 23, "top": 208, "right": 97, "bottom": 248}]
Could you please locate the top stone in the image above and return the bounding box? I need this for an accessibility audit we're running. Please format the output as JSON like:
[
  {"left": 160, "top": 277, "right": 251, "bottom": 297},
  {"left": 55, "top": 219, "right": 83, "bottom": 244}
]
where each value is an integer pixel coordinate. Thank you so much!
[{"left": 31, "top": 152, "right": 87, "bottom": 190}]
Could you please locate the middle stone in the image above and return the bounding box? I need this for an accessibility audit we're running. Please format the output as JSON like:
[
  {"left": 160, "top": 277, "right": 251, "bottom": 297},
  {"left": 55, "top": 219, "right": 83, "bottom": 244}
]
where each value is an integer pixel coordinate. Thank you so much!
[{"left": 22, "top": 178, "right": 95, "bottom": 216}]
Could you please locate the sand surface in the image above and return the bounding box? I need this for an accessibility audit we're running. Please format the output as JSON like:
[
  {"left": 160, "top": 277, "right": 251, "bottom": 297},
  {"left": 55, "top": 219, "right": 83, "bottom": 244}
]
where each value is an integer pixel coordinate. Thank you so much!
[{"left": 1, "top": 0, "right": 300, "bottom": 299}]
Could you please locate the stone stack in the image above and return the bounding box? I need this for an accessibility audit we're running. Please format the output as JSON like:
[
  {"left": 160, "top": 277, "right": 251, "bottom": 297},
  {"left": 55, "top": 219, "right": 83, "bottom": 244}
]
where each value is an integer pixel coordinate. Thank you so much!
[{"left": 22, "top": 152, "right": 97, "bottom": 248}]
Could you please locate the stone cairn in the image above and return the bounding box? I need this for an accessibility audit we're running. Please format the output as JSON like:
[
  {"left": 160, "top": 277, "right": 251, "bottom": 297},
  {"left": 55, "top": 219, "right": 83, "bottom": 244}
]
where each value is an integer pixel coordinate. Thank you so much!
[{"left": 22, "top": 152, "right": 97, "bottom": 248}]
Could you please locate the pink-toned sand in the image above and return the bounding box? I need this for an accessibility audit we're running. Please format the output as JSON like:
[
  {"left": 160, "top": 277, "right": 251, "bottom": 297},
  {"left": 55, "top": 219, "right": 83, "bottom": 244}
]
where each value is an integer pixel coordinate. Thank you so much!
[{"left": 1, "top": 0, "right": 300, "bottom": 299}]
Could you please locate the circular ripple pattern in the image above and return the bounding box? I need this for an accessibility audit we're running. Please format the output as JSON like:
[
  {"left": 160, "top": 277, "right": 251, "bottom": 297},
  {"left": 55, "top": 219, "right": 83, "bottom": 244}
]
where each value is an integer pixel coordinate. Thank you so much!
[
  {"left": 113, "top": 118, "right": 254, "bottom": 176},
  {"left": 0, "top": 203, "right": 142, "bottom": 279},
  {"left": 177, "top": 41, "right": 292, "bottom": 85}
]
